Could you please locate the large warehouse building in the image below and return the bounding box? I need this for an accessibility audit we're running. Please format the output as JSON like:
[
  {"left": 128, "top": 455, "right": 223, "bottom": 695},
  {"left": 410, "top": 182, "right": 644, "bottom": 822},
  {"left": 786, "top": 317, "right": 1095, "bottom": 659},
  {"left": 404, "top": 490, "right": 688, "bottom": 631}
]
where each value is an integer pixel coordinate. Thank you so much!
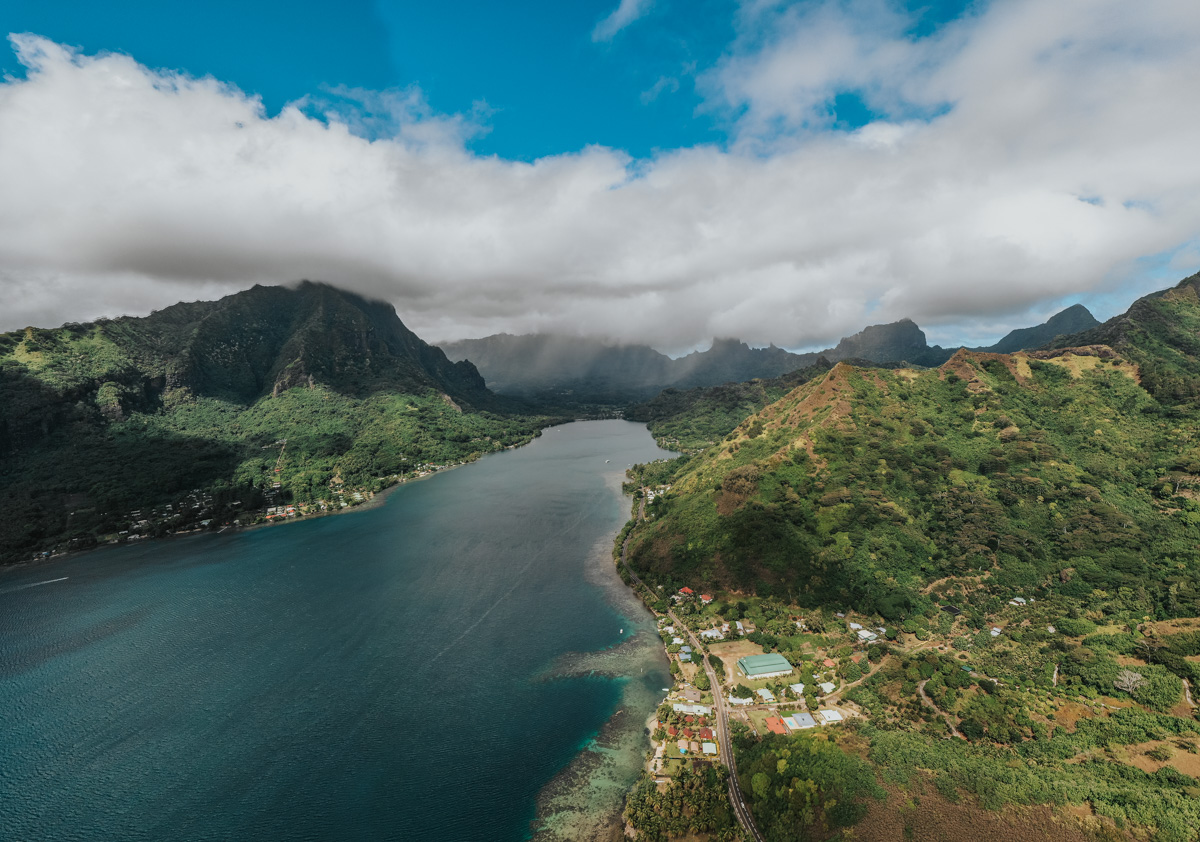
[{"left": 736, "top": 653, "right": 794, "bottom": 679}]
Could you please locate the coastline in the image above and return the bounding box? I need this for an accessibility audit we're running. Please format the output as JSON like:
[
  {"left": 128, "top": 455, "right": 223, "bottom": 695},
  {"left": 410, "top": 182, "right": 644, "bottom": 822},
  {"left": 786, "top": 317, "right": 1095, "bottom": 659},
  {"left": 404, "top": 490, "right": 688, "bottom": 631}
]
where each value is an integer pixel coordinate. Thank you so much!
[
  {"left": 0, "top": 446, "right": 499, "bottom": 576},
  {"left": 529, "top": 469, "right": 673, "bottom": 841}
]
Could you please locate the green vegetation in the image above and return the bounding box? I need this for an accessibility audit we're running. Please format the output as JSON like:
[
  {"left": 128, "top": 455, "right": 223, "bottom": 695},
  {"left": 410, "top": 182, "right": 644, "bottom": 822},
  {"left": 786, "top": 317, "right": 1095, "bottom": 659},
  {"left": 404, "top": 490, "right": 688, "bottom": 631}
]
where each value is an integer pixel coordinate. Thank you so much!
[
  {"left": 624, "top": 765, "right": 740, "bottom": 840},
  {"left": 619, "top": 271, "right": 1200, "bottom": 840},
  {"left": 735, "top": 730, "right": 885, "bottom": 840},
  {"left": 0, "top": 283, "right": 560, "bottom": 562},
  {"left": 626, "top": 361, "right": 831, "bottom": 451},
  {"left": 626, "top": 278, "right": 1200, "bottom": 629}
]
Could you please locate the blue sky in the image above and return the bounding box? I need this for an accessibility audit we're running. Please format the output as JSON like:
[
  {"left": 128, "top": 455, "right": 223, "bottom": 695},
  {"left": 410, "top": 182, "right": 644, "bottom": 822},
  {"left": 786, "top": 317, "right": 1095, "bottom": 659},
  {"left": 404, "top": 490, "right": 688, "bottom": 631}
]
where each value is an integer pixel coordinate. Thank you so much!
[
  {"left": 1, "top": 1, "right": 1198, "bottom": 350},
  {"left": 0, "top": 0, "right": 970, "bottom": 160}
]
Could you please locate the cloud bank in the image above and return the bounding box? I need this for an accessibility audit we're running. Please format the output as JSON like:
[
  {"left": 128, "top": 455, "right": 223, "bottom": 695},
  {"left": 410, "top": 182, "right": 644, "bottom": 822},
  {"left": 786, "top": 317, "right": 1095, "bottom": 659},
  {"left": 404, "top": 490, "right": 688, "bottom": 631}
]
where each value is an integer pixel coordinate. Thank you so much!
[{"left": 2, "top": 0, "right": 1200, "bottom": 352}]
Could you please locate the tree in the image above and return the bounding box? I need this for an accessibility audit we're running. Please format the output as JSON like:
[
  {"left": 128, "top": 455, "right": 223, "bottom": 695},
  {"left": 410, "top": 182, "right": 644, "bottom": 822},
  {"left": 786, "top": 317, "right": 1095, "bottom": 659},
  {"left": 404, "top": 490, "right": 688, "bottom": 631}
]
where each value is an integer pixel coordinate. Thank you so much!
[{"left": 1114, "top": 668, "right": 1146, "bottom": 694}]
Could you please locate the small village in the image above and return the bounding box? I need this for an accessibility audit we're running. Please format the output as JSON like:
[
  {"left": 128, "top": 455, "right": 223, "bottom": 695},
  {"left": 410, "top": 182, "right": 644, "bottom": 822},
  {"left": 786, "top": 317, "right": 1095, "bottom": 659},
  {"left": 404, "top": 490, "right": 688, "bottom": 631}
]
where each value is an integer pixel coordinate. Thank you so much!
[{"left": 641, "top": 579, "right": 1088, "bottom": 787}]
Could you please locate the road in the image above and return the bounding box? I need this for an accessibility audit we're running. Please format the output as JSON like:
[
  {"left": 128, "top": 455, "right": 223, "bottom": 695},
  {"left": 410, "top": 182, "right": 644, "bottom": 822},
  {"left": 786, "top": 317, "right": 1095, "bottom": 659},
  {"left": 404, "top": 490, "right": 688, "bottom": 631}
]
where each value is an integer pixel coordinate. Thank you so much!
[
  {"left": 619, "top": 487, "right": 765, "bottom": 842},
  {"left": 917, "top": 678, "right": 964, "bottom": 739},
  {"left": 669, "top": 605, "right": 766, "bottom": 842}
]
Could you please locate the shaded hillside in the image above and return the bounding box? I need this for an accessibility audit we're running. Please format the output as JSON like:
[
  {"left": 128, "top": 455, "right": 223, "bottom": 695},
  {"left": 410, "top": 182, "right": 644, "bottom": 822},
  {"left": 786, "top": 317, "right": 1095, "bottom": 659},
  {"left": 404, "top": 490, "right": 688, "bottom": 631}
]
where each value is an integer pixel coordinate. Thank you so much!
[
  {"left": 0, "top": 283, "right": 556, "bottom": 563},
  {"left": 624, "top": 274, "right": 1200, "bottom": 625},
  {"left": 984, "top": 303, "right": 1099, "bottom": 354}
]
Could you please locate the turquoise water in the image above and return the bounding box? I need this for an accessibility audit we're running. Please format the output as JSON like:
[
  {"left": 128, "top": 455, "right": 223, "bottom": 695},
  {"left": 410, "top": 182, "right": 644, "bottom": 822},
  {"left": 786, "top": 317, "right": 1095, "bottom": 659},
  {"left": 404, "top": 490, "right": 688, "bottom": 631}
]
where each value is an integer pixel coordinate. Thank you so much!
[{"left": 0, "top": 420, "right": 672, "bottom": 841}]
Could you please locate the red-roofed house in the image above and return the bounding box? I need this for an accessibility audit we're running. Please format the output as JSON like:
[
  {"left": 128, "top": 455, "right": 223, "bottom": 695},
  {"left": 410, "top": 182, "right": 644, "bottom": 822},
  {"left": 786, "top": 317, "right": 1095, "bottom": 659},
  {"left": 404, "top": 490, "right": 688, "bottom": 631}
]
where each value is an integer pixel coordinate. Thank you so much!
[
  {"left": 683, "top": 728, "right": 694, "bottom": 738},
  {"left": 700, "top": 594, "right": 713, "bottom": 604},
  {"left": 680, "top": 587, "right": 694, "bottom": 595},
  {"left": 699, "top": 727, "right": 714, "bottom": 740},
  {"left": 823, "top": 658, "right": 836, "bottom": 668},
  {"left": 765, "top": 717, "right": 788, "bottom": 735},
  {"left": 667, "top": 726, "right": 678, "bottom": 737}
]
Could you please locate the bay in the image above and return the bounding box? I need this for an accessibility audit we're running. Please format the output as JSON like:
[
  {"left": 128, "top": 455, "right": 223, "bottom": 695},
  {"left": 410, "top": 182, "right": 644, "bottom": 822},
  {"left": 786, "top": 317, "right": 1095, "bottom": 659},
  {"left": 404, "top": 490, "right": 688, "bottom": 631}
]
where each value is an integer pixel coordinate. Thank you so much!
[{"left": 0, "top": 420, "right": 673, "bottom": 841}]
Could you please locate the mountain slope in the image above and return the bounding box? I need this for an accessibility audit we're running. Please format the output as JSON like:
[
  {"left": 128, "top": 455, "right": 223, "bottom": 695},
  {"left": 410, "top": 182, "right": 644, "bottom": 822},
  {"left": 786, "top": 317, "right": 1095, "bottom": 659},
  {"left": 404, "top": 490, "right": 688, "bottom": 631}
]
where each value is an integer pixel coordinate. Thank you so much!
[
  {"left": 625, "top": 276, "right": 1200, "bottom": 623},
  {"left": 984, "top": 303, "right": 1100, "bottom": 354},
  {"left": 0, "top": 282, "right": 554, "bottom": 562}
]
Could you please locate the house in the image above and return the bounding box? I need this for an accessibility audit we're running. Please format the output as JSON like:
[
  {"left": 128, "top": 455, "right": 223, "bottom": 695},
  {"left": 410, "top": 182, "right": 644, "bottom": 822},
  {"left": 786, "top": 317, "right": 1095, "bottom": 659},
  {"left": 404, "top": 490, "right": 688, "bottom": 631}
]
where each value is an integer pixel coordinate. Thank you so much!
[
  {"left": 941, "top": 605, "right": 962, "bottom": 616},
  {"left": 667, "top": 726, "right": 678, "bottom": 737},
  {"left": 765, "top": 717, "right": 788, "bottom": 735},
  {"left": 820, "top": 709, "right": 844, "bottom": 723},
  {"left": 672, "top": 637, "right": 685, "bottom": 645},
  {"left": 788, "top": 712, "right": 817, "bottom": 729},
  {"left": 789, "top": 682, "right": 806, "bottom": 696},
  {"left": 689, "top": 741, "right": 701, "bottom": 753},
  {"left": 849, "top": 622, "right": 863, "bottom": 630},
  {"left": 673, "top": 704, "right": 712, "bottom": 715},
  {"left": 683, "top": 689, "right": 702, "bottom": 703},
  {"left": 991, "top": 627, "right": 1002, "bottom": 637},
  {"left": 702, "top": 742, "right": 718, "bottom": 755},
  {"left": 679, "top": 653, "right": 692, "bottom": 661},
  {"left": 1009, "top": 597, "right": 1028, "bottom": 606},
  {"left": 700, "top": 628, "right": 724, "bottom": 640},
  {"left": 680, "top": 587, "right": 694, "bottom": 596},
  {"left": 856, "top": 630, "right": 878, "bottom": 642},
  {"left": 822, "top": 658, "right": 836, "bottom": 668},
  {"left": 756, "top": 688, "right": 776, "bottom": 703},
  {"left": 735, "top": 621, "right": 745, "bottom": 634},
  {"left": 737, "top": 653, "right": 794, "bottom": 680},
  {"left": 700, "top": 594, "right": 713, "bottom": 604},
  {"left": 699, "top": 727, "right": 714, "bottom": 740},
  {"left": 681, "top": 645, "right": 693, "bottom": 653},
  {"left": 677, "top": 739, "right": 689, "bottom": 754},
  {"left": 728, "top": 696, "right": 752, "bottom": 706},
  {"left": 819, "top": 682, "right": 836, "bottom": 694}
]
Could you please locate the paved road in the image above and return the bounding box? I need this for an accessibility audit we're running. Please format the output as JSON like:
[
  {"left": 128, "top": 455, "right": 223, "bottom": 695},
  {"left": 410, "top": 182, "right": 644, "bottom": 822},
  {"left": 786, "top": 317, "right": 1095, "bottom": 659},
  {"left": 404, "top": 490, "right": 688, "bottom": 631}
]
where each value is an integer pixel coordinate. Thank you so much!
[
  {"left": 669, "top": 606, "right": 765, "bottom": 842},
  {"left": 619, "top": 487, "right": 765, "bottom": 842}
]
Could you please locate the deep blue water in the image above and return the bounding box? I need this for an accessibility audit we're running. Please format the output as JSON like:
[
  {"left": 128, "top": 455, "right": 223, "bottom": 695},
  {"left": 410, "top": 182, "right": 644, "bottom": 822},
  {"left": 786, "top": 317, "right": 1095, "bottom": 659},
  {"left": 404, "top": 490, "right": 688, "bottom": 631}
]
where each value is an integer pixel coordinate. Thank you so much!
[{"left": 0, "top": 420, "right": 673, "bottom": 841}]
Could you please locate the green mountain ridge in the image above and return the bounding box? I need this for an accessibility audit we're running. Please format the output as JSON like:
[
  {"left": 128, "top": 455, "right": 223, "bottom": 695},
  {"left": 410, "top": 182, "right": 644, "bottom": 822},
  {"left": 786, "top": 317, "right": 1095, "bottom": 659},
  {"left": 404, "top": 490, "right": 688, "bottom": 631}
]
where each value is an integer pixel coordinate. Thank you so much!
[
  {"left": 624, "top": 272, "right": 1200, "bottom": 619},
  {"left": 0, "top": 282, "right": 555, "bottom": 563}
]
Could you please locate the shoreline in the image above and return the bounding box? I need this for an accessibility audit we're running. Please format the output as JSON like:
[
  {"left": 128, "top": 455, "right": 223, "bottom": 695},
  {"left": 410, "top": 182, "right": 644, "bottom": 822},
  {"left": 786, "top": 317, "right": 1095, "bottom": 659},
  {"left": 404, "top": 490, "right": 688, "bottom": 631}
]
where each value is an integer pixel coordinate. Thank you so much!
[
  {"left": 529, "top": 470, "right": 673, "bottom": 842},
  {"left": 0, "top": 450, "right": 494, "bottom": 577}
]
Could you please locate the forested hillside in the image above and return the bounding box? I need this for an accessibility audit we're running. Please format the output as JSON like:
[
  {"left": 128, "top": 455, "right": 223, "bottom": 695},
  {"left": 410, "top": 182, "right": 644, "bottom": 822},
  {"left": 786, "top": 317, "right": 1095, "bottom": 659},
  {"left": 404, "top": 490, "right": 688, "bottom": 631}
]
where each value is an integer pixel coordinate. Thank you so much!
[
  {"left": 621, "top": 273, "right": 1200, "bottom": 842},
  {"left": 626, "top": 274, "right": 1200, "bottom": 622},
  {"left": 0, "top": 282, "right": 557, "bottom": 562}
]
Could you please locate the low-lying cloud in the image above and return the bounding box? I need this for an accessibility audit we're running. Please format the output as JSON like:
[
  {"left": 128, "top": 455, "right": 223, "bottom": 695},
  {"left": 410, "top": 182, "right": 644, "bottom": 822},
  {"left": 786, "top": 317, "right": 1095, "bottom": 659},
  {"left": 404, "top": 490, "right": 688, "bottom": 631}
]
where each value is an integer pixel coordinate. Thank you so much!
[{"left": 2, "top": 0, "right": 1200, "bottom": 353}]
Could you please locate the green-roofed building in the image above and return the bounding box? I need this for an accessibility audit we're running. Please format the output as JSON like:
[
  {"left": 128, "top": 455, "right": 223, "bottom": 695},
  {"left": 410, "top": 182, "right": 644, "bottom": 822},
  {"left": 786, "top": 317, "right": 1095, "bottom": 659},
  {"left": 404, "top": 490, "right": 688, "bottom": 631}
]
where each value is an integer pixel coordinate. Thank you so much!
[{"left": 736, "top": 653, "right": 793, "bottom": 679}]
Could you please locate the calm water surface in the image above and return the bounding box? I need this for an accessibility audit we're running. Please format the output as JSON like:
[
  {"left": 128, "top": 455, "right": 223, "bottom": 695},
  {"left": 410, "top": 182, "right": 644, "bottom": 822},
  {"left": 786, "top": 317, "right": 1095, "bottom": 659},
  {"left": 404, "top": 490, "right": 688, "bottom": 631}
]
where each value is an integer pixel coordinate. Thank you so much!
[{"left": 0, "top": 420, "right": 673, "bottom": 841}]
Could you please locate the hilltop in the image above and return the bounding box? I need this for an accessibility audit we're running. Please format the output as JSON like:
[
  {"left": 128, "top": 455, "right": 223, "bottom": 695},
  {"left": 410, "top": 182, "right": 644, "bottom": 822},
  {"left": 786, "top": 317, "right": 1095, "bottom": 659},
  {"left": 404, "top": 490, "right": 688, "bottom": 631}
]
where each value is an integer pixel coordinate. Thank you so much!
[{"left": 0, "top": 282, "right": 557, "bottom": 563}]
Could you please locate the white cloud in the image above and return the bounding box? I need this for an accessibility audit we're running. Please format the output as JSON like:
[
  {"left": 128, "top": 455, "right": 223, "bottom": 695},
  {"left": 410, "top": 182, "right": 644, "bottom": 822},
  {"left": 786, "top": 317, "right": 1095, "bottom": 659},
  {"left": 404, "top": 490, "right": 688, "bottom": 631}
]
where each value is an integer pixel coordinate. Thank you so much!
[
  {"left": 592, "top": 0, "right": 655, "bottom": 43},
  {"left": 2, "top": 1, "right": 1200, "bottom": 353}
]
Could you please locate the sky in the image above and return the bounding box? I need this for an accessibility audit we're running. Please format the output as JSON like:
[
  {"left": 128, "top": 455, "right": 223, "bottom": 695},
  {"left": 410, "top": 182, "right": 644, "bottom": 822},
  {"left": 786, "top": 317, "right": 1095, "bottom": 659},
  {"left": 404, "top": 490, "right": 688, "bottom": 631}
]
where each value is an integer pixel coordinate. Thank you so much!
[{"left": 1, "top": 0, "right": 1199, "bottom": 353}]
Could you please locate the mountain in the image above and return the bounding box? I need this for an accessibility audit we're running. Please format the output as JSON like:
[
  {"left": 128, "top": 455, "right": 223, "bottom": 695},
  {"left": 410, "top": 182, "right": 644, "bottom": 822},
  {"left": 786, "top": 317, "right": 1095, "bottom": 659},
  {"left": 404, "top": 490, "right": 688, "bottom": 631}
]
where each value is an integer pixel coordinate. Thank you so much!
[
  {"left": 440, "top": 333, "right": 674, "bottom": 402},
  {"left": 441, "top": 333, "right": 818, "bottom": 403},
  {"left": 982, "top": 303, "right": 1100, "bottom": 354},
  {"left": 620, "top": 273, "right": 1200, "bottom": 838},
  {"left": 0, "top": 282, "right": 555, "bottom": 563},
  {"left": 825, "top": 318, "right": 954, "bottom": 366},
  {"left": 445, "top": 308, "right": 1095, "bottom": 405}
]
